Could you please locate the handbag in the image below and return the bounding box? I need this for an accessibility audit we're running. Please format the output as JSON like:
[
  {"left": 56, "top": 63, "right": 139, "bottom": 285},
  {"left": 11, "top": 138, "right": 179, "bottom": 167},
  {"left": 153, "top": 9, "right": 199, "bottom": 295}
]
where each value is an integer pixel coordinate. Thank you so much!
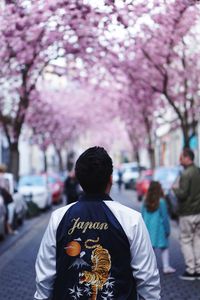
[{"left": 165, "top": 190, "right": 179, "bottom": 220}]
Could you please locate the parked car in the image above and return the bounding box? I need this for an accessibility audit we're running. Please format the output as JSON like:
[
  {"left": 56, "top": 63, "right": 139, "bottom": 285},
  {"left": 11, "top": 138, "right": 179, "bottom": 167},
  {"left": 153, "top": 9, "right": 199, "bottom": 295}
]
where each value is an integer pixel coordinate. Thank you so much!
[
  {"left": 121, "top": 162, "right": 146, "bottom": 189},
  {"left": 3, "top": 173, "right": 27, "bottom": 228},
  {"left": 153, "top": 166, "right": 182, "bottom": 195},
  {"left": 18, "top": 175, "right": 52, "bottom": 210},
  {"left": 112, "top": 169, "right": 120, "bottom": 184},
  {"left": 47, "top": 174, "right": 63, "bottom": 204},
  {"left": 0, "top": 194, "right": 6, "bottom": 239},
  {"left": 153, "top": 166, "right": 182, "bottom": 220},
  {"left": 136, "top": 169, "right": 154, "bottom": 201}
]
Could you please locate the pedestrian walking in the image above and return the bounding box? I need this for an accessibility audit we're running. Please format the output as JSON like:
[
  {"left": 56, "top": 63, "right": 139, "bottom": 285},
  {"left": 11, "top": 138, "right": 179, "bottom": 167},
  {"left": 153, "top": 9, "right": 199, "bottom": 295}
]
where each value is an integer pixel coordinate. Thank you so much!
[
  {"left": 34, "top": 146, "right": 160, "bottom": 300},
  {"left": 142, "top": 181, "right": 176, "bottom": 274},
  {"left": 0, "top": 164, "right": 16, "bottom": 234},
  {"left": 117, "top": 168, "right": 123, "bottom": 192},
  {"left": 173, "top": 148, "right": 200, "bottom": 280},
  {"left": 64, "top": 170, "right": 80, "bottom": 204},
  {"left": 0, "top": 186, "right": 16, "bottom": 234}
]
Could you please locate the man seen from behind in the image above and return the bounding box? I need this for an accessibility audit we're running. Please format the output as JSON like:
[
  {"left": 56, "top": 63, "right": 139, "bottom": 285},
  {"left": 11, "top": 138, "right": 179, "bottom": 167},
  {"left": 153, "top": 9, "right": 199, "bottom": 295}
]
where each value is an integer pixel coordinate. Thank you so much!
[{"left": 34, "top": 146, "right": 160, "bottom": 300}]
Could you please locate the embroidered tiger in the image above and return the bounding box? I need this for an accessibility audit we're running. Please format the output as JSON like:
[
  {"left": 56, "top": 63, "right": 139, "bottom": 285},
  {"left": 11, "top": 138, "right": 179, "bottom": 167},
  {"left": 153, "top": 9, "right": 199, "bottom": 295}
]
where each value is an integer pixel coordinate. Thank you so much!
[{"left": 79, "top": 237, "right": 111, "bottom": 300}]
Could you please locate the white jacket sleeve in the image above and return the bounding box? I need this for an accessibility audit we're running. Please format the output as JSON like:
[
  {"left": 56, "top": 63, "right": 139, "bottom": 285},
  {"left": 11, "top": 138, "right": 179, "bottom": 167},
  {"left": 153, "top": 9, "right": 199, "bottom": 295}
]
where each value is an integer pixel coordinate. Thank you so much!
[
  {"left": 34, "top": 204, "right": 74, "bottom": 300},
  {"left": 104, "top": 201, "right": 160, "bottom": 300},
  {"left": 130, "top": 215, "right": 161, "bottom": 300},
  {"left": 34, "top": 213, "right": 56, "bottom": 300}
]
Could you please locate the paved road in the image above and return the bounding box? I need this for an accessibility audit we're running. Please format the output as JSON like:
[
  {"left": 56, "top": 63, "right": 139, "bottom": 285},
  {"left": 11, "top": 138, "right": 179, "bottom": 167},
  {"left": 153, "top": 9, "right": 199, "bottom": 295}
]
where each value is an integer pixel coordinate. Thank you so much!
[{"left": 0, "top": 187, "right": 199, "bottom": 300}]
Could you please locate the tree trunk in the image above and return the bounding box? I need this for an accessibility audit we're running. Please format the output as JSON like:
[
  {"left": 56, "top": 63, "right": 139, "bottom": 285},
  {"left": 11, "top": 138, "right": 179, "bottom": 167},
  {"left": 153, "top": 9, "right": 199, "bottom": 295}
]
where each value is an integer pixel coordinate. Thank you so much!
[
  {"left": 43, "top": 151, "right": 48, "bottom": 173},
  {"left": 134, "top": 150, "right": 140, "bottom": 166},
  {"left": 148, "top": 147, "right": 156, "bottom": 169},
  {"left": 8, "top": 142, "right": 19, "bottom": 181},
  {"left": 143, "top": 113, "right": 155, "bottom": 169},
  {"left": 182, "top": 124, "right": 190, "bottom": 149},
  {"left": 56, "top": 148, "right": 64, "bottom": 172},
  {"left": 66, "top": 151, "right": 75, "bottom": 172}
]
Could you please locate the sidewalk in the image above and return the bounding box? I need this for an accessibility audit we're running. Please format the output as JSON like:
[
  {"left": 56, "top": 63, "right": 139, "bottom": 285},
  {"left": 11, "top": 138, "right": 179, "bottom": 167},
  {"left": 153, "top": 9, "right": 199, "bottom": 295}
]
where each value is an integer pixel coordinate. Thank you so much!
[{"left": 0, "top": 208, "right": 52, "bottom": 256}]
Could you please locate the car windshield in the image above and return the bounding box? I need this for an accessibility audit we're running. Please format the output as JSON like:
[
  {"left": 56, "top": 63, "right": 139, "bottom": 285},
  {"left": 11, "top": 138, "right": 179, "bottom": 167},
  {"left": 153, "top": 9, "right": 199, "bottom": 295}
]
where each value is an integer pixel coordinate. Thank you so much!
[
  {"left": 154, "top": 168, "right": 179, "bottom": 183},
  {"left": 131, "top": 167, "right": 139, "bottom": 172},
  {"left": 48, "top": 176, "right": 57, "bottom": 184},
  {"left": 124, "top": 167, "right": 139, "bottom": 173},
  {"left": 19, "top": 176, "right": 45, "bottom": 187}
]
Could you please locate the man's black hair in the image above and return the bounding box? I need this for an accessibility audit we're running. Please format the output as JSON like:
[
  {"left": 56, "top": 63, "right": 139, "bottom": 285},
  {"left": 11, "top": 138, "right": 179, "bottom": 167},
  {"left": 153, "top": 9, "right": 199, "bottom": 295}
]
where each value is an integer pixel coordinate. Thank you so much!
[
  {"left": 183, "top": 148, "right": 195, "bottom": 161},
  {"left": 75, "top": 146, "right": 113, "bottom": 194}
]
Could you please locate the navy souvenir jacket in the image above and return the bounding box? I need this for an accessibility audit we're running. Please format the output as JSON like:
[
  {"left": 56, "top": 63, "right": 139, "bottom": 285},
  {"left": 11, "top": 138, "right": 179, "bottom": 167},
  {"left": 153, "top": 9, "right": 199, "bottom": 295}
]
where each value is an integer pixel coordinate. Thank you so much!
[{"left": 34, "top": 194, "right": 160, "bottom": 300}]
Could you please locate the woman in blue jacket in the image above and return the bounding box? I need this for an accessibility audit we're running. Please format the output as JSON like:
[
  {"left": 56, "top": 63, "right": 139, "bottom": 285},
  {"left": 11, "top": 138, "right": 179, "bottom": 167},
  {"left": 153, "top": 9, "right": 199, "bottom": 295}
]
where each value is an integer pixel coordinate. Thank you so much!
[{"left": 142, "top": 181, "right": 175, "bottom": 274}]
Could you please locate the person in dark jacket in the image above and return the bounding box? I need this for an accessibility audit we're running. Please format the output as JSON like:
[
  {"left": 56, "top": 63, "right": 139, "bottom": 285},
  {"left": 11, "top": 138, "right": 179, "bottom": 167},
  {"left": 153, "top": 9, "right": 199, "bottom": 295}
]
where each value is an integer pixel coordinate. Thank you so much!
[
  {"left": 0, "top": 165, "right": 16, "bottom": 234},
  {"left": 0, "top": 186, "right": 15, "bottom": 234},
  {"left": 117, "top": 169, "right": 123, "bottom": 192},
  {"left": 173, "top": 148, "right": 200, "bottom": 280},
  {"left": 34, "top": 146, "right": 160, "bottom": 300},
  {"left": 64, "top": 170, "right": 80, "bottom": 204}
]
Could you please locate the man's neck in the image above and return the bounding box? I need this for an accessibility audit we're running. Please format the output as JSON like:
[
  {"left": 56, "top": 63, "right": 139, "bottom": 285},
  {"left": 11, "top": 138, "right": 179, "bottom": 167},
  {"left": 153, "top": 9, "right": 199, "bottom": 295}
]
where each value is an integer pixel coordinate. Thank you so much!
[{"left": 79, "top": 192, "right": 112, "bottom": 202}]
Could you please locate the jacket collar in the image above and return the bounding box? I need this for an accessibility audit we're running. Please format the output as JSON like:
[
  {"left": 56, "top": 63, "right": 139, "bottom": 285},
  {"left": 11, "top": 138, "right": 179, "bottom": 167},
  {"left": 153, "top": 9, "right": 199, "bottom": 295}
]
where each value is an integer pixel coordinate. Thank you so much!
[
  {"left": 78, "top": 192, "right": 113, "bottom": 202},
  {"left": 185, "top": 163, "right": 195, "bottom": 170}
]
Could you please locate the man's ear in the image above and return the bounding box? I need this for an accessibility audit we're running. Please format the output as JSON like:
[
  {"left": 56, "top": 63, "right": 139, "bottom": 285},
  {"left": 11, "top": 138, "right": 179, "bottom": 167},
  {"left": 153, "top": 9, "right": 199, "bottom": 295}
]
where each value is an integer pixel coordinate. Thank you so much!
[{"left": 105, "top": 175, "right": 113, "bottom": 193}]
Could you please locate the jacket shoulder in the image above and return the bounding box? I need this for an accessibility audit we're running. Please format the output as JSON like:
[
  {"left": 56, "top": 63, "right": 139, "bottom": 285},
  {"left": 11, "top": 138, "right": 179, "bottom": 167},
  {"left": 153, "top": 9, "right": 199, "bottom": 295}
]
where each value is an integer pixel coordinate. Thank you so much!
[
  {"left": 184, "top": 165, "right": 199, "bottom": 177},
  {"left": 104, "top": 200, "right": 141, "bottom": 226}
]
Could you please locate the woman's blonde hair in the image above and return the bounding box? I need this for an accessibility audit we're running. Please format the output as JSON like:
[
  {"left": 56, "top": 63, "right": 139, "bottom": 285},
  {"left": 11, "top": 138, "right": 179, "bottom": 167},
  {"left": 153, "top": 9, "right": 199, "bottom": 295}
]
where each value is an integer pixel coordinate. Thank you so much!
[{"left": 145, "top": 181, "right": 164, "bottom": 212}]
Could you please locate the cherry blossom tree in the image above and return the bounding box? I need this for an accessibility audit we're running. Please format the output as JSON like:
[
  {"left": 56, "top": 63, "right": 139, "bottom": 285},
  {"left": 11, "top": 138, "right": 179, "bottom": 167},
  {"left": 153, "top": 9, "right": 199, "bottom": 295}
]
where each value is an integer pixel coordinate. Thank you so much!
[
  {"left": 0, "top": 0, "right": 109, "bottom": 178},
  {"left": 64, "top": 0, "right": 200, "bottom": 164},
  {"left": 1, "top": 0, "right": 199, "bottom": 179},
  {"left": 26, "top": 89, "right": 89, "bottom": 172},
  {"left": 62, "top": 0, "right": 198, "bottom": 167},
  {"left": 118, "top": 82, "right": 157, "bottom": 167},
  {"left": 130, "top": 0, "right": 200, "bottom": 148},
  {"left": 25, "top": 83, "right": 119, "bottom": 171}
]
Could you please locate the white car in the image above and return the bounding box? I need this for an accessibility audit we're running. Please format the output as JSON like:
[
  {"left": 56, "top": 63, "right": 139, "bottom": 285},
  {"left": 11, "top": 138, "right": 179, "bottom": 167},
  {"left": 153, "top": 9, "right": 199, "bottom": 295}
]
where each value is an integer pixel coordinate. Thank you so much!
[
  {"left": 121, "top": 162, "right": 146, "bottom": 189},
  {"left": 112, "top": 169, "right": 119, "bottom": 184},
  {"left": 18, "top": 175, "right": 52, "bottom": 210}
]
